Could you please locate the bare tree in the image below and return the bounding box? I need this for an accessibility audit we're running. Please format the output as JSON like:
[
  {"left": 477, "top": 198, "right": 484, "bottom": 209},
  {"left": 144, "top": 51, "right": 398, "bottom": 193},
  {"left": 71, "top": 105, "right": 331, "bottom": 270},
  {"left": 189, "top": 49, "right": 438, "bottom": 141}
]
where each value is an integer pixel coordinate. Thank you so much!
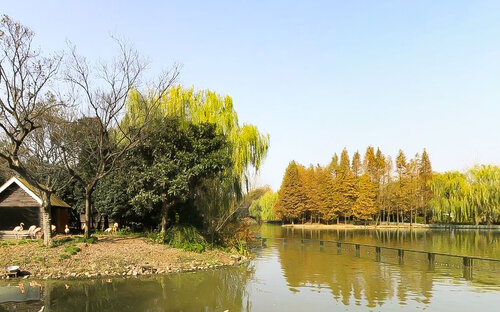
[
  {"left": 63, "top": 39, "right": 179, "bottom": 238},
  {"left": 0, "top": 15, "right": 64, "bottom": 245}
]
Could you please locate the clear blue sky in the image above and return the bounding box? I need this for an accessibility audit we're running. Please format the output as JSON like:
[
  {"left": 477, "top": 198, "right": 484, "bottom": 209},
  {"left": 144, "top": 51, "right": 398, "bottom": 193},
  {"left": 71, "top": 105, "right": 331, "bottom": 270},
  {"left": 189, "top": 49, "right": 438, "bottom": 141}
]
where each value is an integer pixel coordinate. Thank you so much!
[{"left": 4, "top": 1, "right": 500, "bottom": 190}]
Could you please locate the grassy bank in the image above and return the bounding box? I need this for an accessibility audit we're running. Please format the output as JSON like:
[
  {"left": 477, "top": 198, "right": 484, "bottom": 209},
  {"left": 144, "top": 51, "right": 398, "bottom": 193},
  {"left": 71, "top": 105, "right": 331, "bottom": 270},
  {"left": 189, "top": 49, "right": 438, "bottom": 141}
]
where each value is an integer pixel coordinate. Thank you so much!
[{"left": 0, "top": 234, "right": 249, "bottom": 280}]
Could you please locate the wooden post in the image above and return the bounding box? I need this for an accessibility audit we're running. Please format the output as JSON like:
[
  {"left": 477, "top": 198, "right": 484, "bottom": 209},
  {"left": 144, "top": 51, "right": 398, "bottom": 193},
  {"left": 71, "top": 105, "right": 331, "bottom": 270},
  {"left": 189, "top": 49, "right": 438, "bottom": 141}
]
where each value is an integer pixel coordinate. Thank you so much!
[
  {"left": 355, "top": 244, "right": 360, "bottom": 257},
  {"left": 398, "top": 249, "right": 404, "bottom": 265},
  {"left": 463, "top": 257, "right": 473, "bottom": 267},
  {"left": 463, "top": 257, "right": 473, "bottom": 280},
  {"left": 337, "top": 242, "right": 342, "bottom": 254},
  {"left": 427, "top": 252, "right": 435, "bottom": 269},
  {"left": 375, "top": 247, "right": 381, "bottom": 262}
]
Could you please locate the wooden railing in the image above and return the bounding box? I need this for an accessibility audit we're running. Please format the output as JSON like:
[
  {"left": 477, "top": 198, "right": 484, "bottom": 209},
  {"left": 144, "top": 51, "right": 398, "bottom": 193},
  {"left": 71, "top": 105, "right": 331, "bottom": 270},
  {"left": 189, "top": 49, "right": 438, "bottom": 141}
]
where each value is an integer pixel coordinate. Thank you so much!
[{"left": 258, "top": 237, "right": 500, "bottom": 280}]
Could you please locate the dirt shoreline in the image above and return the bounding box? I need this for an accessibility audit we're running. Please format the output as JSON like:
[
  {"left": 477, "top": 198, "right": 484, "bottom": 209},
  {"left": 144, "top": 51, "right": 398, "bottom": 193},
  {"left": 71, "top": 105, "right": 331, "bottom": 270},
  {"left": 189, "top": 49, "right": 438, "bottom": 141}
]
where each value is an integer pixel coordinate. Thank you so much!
[
  {"left": 281, "top": 223, "right": 500, "bottom": 230},
  {"left": 0, "top": 235, "right": 248, "bottom": 280}
]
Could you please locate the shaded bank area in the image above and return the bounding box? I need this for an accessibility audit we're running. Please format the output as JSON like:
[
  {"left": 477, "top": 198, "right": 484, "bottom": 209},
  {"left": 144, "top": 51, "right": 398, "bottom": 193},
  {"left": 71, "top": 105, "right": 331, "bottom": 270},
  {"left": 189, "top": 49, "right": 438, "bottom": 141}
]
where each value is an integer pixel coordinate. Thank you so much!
[
  {"left": 0, "top": 265, "right": 254, "bottom": 312},
  {"left": 0, "top": 236, "right": 248, "bottom": 280}
]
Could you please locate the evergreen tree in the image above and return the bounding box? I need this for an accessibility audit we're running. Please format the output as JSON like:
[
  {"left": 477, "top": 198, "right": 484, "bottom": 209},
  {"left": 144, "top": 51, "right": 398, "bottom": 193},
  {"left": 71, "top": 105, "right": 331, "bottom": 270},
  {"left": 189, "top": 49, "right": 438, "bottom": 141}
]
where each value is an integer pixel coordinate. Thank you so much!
[
  {"left": 317, "top": 166, "right": 336, "bottom": 223},
  {"left": 275, "top": 161, "right": 306, "bottom": 223},
  {"left": 300, "top": 165, "right": 319, "bottom": 223},
  {"left": 352, "top": 151, "right": 362, "bottom": 178},
  {"left": 353, "top": 174, "right": 377, "bottom": 222},
  {"left": 419, "top": 149, "right": 433, "bottom": 223},
  {"left": 395, "top": 150, "right": 408, "bottom": 223},
  {"left": 363, "top": 146, "right": 377, "bottom": 182},
  {"left": 328, "top": 153, "right": 340, "bottom": 178},
  {"left": 334, "top": 149, "right": 358, "bottom": 223},
  {"left": 374, "top": 148, "right": 387, "bottom": 223}
]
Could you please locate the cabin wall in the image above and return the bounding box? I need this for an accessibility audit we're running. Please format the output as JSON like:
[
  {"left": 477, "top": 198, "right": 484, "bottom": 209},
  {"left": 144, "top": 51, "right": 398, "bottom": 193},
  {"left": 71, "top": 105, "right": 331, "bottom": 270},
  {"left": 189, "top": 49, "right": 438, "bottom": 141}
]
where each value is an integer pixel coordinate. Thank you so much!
[
  {"left": 0, "top": 184, "right": 39, "bottom": 207},
  {"left": 0, "top": 182, "right": 71, "bottom": 233},
  {"left": 52, "top": 207, "right": 69, "bottom": 233}
]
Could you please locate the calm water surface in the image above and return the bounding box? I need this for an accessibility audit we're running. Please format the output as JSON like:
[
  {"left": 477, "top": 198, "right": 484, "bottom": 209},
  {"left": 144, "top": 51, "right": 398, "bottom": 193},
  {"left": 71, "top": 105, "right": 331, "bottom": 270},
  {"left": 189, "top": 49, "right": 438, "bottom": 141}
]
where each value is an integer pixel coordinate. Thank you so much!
[{"left": 2, "top": 224, "right": 500, "bottom": 311}]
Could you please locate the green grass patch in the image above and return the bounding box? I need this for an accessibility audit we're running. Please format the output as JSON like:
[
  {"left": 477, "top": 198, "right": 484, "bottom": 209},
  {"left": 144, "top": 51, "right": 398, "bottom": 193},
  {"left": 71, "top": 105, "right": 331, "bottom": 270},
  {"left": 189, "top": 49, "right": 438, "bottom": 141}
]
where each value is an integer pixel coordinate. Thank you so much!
[
  {"left": 64, "top": 244, "right": 81, "bottom": 255},
  {"left": 52, "top": 236, "right": 98, "bottom": 247},
  {"left": 59, "top": 253, "right": 70, "bottom": 260},
  {"left": 73, "top": 236, "right": 98, "bottom": 244},
  {"left": 52, "top": 237, "right": 73, "bottom": 247},
  {"left": 0, "top": 240, "right": 16, "bottom": 247}
]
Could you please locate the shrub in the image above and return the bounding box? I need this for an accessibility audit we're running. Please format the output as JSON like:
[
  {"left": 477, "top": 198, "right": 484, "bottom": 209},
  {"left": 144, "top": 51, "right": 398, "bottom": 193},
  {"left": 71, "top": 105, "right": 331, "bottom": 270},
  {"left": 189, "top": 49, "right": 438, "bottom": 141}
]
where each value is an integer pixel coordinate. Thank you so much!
[
  {"left": 216, "top": 221, "right": 258, "bottom": 253},
  {"left": 164, "top": 225, "right": 207, "bottom": 253}
]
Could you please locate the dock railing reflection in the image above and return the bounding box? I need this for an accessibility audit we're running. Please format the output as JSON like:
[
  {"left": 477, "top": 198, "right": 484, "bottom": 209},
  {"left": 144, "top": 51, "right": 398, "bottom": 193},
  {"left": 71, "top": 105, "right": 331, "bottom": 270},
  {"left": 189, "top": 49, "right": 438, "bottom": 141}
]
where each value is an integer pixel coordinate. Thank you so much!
[{"left": 258, "top": 237, "right": 500, "bottom": 280}]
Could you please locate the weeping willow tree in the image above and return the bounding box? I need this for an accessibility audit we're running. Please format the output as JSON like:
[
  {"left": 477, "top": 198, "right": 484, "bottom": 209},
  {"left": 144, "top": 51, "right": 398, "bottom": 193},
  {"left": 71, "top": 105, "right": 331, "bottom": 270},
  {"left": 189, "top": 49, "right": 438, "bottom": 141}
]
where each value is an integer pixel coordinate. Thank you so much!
[
  {"left": 125, "top": 86, "right": 269, "bottom": 238},
  {"left": 430, "top": 171, "right": 468, "bottom": 223},
  {"left": 466, "top": 165, "right": 500, "bottom": 224},
  {"left": 430, "top": 166, "right": 500, "bottom": 224}
]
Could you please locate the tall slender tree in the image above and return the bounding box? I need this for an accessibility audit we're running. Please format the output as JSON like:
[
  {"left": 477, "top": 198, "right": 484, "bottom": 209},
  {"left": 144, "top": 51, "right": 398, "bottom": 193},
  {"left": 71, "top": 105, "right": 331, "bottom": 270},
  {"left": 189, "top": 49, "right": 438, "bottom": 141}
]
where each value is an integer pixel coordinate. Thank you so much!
[
  {"left": 353, "top": 174, "right": 377, "bottom": 222},
  {"left": 334, "top": 149, "right": 358, "bottom": 223},
  {"left": 275, "top": 161, "right": 306, "bottom": 223},
  {"left": 395, "top": 150, "right": 408, "bottom": 224},
  {"left": 352, "top": 151, "right": 362, "bottom": 178},
  {"left": 419, "top": 149, "right": 433, "bottom": 223}
]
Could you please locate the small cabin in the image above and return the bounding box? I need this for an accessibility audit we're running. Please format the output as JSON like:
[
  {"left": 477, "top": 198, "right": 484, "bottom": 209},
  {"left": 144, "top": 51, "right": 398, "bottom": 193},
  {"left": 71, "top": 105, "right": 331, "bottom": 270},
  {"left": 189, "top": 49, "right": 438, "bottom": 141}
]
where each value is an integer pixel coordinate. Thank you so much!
[{"left": 0, "top": 177, "right": 70, "bottom": 233}]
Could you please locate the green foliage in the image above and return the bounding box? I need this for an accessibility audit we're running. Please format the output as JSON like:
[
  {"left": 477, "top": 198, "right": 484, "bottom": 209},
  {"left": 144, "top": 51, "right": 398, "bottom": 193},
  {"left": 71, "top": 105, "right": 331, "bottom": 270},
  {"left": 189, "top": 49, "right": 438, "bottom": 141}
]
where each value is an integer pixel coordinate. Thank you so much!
[
  {"left": 59, "top": 253, "right": 70, "bottom": 260},
  {"left": 249, "top": 190, "right": 278, "bottom": 221},
  {"left": 129, "top": 117, "right": 231, "bottom": 231},
  {"left": 164, "top": 225, "right": 207, "bottom": 253},
  {"left": 125, "top": 86, "right": 269, "bottom": 240},
  {"left": 64, "top": 244, "right": 81, "bottom": 255},
  {"left": 431, "top": 165, "right": 500, "bottom": 224}
]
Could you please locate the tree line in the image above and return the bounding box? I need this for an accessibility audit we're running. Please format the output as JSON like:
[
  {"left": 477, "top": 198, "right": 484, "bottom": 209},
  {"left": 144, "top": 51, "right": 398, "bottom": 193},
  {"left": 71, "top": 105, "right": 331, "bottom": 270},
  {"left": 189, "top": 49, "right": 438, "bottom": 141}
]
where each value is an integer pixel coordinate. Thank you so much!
[
  {"left": 274, "top": 147, "right": 433, "bottom": 225},
  {"left": 431, "top": 165, "right": 500, "bottom": 225},
  {"left": 0, "top": 15, "right": 269, "bottom": 246}
]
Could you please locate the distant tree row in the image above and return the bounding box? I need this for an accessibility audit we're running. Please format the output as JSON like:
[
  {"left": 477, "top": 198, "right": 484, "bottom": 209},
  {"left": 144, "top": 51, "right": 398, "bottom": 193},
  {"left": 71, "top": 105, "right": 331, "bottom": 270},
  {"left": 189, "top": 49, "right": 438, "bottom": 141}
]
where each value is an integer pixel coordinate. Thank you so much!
[
  {"left": 274, "top": 147, "right": 433, "bottom": 225},
  {"left": 248, "top": 188, "right": 278, "bottom": 221}
]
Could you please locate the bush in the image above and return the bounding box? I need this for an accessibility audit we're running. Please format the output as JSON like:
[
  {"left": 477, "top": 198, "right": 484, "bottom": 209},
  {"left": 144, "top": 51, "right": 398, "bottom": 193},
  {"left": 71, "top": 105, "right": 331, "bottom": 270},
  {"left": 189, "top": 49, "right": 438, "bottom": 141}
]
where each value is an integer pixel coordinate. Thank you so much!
[
  {"left": 216, "top": 221, "right": 258, "bottom": 253},
  {"left": 164, "top": 225, "right": 207, "bottom": 253}
]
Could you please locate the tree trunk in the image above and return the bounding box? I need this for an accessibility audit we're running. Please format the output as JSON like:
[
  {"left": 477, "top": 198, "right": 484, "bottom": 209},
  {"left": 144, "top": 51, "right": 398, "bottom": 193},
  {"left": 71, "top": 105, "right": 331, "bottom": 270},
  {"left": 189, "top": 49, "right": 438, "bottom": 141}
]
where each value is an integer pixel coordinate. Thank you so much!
[
  {"left": 40, "top": 192, "right": 52, "bottom": 247},
  {"left": 84, "top": 188, "right": 93, "bottom": 239},
  {"left": 161, "top": 198, "right": 175, "bottom": 236}
]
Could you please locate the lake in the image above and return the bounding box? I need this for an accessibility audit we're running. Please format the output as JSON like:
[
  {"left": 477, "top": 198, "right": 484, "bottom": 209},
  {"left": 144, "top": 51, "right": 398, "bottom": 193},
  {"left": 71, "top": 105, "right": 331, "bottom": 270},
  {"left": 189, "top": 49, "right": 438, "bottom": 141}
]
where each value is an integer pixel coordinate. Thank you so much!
[{"left": 2, "top": 224, "right": 500, "bottom": 311}]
